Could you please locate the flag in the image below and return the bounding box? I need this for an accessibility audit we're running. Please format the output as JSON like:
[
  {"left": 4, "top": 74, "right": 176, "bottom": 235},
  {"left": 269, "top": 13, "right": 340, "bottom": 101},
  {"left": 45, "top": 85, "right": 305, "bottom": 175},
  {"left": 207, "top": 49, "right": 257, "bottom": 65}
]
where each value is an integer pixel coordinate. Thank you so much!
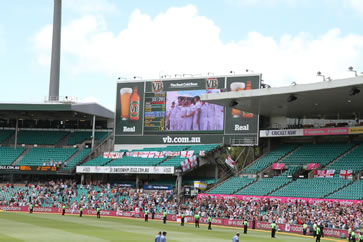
[
  {"left": 154, "top": 152, "right": 165, "bottom": 158},
  {"left": 180, "top": 155, "right": 198, "bottom": 172},
  {"left": 103, "top": 152, "right": 123, "bottom": 159},
  {"left": 180, "top": 150, "right": 194, "bottom": 158},
  {"left": 141, "top": 152, "right": 154, "bottom": 158},
  {"left": 339, "top": 170, "right": 353, "bottom": 180},
  {"left": 165, "top": 151, "right": 180, "bottom": 156},
  {"left": 317, "top": 170, "right": 335, "bottom": 178},
  {"left": 225, "top": 155, "right": 236, "bottom": 168}
]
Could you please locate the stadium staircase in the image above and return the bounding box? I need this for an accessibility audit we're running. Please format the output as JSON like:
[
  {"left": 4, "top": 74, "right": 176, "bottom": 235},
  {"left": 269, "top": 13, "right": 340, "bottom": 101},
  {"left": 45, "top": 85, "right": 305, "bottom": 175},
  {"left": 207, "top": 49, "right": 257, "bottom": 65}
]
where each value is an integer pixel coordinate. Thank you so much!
[
  {"left": 241, "top": 144, "right": 299, "bottom": 175},
  {"left": 55, "top": 132, "right": 73, "bottom": 147},
  {"left": 11, "top": 146, "right": 32, "bottom": 166},
  {"left": 0, "top": 130, "right": 15, "bottom": 145}
]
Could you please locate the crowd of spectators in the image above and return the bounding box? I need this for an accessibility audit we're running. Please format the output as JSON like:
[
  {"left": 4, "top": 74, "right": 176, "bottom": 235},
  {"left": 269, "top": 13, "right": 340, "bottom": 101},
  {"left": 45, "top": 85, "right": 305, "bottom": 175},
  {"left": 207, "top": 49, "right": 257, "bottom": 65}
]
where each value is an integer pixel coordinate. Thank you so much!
[{"left": 0, "top": 181, "right": 361, "bottom": 231}]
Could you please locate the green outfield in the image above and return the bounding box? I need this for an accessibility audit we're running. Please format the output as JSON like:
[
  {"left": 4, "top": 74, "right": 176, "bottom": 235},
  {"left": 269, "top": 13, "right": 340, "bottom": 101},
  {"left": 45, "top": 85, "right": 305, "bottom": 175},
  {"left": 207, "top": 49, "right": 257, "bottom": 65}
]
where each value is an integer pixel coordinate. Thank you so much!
[{"left": 0, "top": 212, "right": 343, "bottom": 242}]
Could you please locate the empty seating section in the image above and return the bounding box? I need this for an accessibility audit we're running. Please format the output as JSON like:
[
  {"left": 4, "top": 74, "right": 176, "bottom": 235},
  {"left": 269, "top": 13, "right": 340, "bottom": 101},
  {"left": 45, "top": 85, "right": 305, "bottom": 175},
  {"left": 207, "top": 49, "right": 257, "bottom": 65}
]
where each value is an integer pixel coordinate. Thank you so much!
[
  {"left": 62, "top": 148, "right": 91, "bottom": 170},
  {"left": 282, "top": 143, "right": 353, "bottom": 167},
  {"left": 270, "top": 178, "right": 352, "bottom": 198},
  {"left": 242, "top": 144, "right": 296, "bottom": 174},
  {"left": 0, "top": 130, "right": 13, "bottom": 144},
  {"left": 236, "top": 176, "right": 291, "bottom": 196},
  {"left": 17, "top": 131, "right": 68, "bottom": 145},
  {"left": 17, "top": 148, "right": 77, "bottom": 166},
  {"left": 206, "top": 177, "right": 255, "bottom": 194},
  {"left": 327, "top": 180, "right": 363, "bottom": 200},
  {"left": 282, "top": 166, "right": 301, "bottom": 176},
  {"left": 81, "top": 157, "right": 112, "bottom": 166},
  {"left": 159, "top": 156, "right": 184, "bottom": 167},
  {"left": 0, "top": 147, "right": 26, "bottom": 165},
  {"left": 327, "top": 144, "right": 363, "bottom": 173},
  {"left": 66, "top": 131, "right": 109, "bottom": 145}
]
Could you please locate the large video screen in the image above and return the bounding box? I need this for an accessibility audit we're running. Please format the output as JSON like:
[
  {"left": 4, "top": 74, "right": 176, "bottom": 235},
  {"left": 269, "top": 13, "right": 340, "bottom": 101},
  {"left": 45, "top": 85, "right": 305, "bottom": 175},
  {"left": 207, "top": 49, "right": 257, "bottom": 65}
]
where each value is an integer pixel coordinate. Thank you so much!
[
  {"left": 165, "top": 89, "right": 224, "bottom": 132},
  {"left": 114, "top": 75, "right": 260, "bottom": 145}
]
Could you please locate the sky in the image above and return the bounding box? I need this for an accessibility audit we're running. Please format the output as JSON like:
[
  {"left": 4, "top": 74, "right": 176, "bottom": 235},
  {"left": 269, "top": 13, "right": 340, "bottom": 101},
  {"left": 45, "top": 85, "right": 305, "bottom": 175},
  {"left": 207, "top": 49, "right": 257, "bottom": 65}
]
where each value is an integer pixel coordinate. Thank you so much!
[{"left": 0, "top": 0, "right": 363, "bottom": 110}]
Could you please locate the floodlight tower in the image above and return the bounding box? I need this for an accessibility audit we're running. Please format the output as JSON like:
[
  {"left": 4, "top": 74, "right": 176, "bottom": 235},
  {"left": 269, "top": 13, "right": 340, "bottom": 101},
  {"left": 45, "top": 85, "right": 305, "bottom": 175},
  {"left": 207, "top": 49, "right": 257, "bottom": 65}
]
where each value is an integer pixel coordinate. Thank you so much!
[{"left": 48, "top": 0, "right": 62, "bottom": 101}]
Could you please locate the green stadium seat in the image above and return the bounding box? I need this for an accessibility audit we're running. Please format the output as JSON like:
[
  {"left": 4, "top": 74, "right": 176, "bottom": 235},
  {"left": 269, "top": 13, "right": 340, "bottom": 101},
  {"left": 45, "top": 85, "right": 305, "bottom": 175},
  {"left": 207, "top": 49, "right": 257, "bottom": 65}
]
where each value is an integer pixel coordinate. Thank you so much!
[
  {"left": 327, "top": 180, "right": 363, "bottom": 200},
  {"left": 0, "top": 130, "right": 14, "bottom": 144},
  {"left": 270, "top": 178, "right": 352, "bottom": 198},
  {"left": 206, "top": 177, "right": 256, "bottom": 195},
  {"left": 0, "top": 147, "right": 26, "bottom": 165},
  {"left": 236, "top": 176, "right": 291, "bottom": 196},
  {"left": 17, "top": 147, "right": 77, "bottom": 166},
  {"left": 17, "top": 131, "right": 68, "bottom": 145}
]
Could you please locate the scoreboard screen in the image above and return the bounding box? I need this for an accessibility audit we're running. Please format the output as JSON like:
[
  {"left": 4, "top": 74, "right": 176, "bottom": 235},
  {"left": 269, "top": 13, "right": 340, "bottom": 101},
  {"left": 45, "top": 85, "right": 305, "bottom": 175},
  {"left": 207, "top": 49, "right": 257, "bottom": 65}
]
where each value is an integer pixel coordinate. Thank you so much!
[
  {"left": 144, "top": 92, "right": 166, "bottom": 132},
  {"left": 115, "top": 75, "right": 260, "bottom": 145}
]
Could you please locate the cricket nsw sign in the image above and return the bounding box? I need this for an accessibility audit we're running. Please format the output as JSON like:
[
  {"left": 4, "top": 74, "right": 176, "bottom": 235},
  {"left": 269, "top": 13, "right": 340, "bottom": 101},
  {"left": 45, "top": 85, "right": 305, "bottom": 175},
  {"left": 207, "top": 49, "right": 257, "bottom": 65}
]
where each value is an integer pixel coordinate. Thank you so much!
[{"left": 76, "top": 166, "right": 174, "bottom": 174}]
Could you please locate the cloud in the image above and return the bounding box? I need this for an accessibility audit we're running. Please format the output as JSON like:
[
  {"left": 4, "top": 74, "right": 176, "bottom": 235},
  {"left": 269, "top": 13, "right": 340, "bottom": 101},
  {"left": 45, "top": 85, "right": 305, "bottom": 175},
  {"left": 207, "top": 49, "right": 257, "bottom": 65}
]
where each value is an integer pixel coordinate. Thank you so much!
[
  {"left": 64, "top": 0, "right": 118, "bottom": 14},
  {"left": 32, "top": 5, "right": 363, "bottom": 88},
  {"left": 345, "top": 0, "right": 363, "bottom": 13}
]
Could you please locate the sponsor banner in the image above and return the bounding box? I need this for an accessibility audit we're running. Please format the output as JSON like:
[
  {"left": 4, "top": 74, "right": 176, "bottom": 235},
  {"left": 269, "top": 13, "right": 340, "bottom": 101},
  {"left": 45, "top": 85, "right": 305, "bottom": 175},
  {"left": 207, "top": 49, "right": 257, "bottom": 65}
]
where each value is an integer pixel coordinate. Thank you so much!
[
  {"left": 0, "top": 166, "right": 20, "bottom": 170},
  {"left": 76, "top": 166, "right": 174, "bottom": 174},
  {"left": 260, "top": 129, "right": 303, "bottom": 137},
  {"left": 307, "top": 163, "right": 320, "bottom": 170},
  {"left": 0, "top": 206, "right": 349, "bottom": 238},
  {"left": 103, "top": 152, "right": 123, "bottom": 159},
  {"left": 303, "top": 127, "right": 349, "bottom": 136},
  {"left": 272, "top": 163, "right": 285, "bottom": 170},
  {"left": 0, "top": 166, "right": 57, "bottom": 172},
  {"left": 143, "top": 185, "right": 173, "bottom": 190},
  {"left": 197, "top": 194, "right": 362, "bottom": 205},
  {"left": 194, "top": 181, "right": 207, "bottom": 190},
  {"left": 349, "top": 126, "right": 363, "bottom": 134},
  {"left": 115, "top": 81, "right": 145, "bottom": 136},
  {"left": 114, "top": 134, "right": 257, "bottom": 145},
  {"left": 225, "top": 76, "right": 260, "bottom": 140}
]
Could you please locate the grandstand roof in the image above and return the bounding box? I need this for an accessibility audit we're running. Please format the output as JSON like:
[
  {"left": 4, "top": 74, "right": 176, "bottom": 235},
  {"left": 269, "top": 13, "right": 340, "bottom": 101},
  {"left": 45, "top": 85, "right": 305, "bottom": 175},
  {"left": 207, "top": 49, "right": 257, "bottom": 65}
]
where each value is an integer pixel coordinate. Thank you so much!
[
  {"left": 201, "top": 76, "right": 363, "bottom": 119},
  {"left": 0, "top": 102, "right": 114, "bottom": 120}
]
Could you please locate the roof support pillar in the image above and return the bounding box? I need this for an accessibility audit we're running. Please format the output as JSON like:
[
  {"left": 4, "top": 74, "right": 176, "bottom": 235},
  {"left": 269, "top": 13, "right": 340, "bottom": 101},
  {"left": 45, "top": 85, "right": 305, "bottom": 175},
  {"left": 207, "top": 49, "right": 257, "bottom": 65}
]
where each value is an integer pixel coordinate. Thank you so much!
[
  {"left": 14, "top": 119, "right": 18, "bottom": 150},
  {"left": 91, "top": 115, "right": 96, "bottom": 150}
]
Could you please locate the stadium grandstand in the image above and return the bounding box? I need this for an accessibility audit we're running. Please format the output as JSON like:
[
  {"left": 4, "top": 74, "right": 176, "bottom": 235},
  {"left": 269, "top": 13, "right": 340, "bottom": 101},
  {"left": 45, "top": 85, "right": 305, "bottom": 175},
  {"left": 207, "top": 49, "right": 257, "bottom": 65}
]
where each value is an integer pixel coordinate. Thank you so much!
[
  {"left": 0, "top": 102, "right": 113, "bottom": 182},
  {"left": 1, "top": 75, "right": 363, "bottom": 240}
]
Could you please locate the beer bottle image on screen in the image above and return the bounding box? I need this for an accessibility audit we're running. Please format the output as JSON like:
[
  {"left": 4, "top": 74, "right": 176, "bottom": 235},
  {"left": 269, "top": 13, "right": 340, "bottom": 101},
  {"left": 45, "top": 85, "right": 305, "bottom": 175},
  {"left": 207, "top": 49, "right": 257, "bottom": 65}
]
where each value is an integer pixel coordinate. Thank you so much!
[
  {"left": 129, "top": 87, "right": 140, "bottom": 121},
  {"left": 242, "top": 81, "right": 254, "bottom": 118},
  {"left": 230, "top": 82, "right": 245, "bottom": 118},
  {"left": 120, "top": 88, "right": 132, "bottom": 120}
]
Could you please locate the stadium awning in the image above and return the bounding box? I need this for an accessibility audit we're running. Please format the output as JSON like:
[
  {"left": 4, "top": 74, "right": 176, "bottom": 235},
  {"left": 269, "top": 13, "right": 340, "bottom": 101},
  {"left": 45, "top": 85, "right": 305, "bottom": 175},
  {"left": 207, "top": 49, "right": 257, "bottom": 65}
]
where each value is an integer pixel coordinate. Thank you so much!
[
  {"left": 201, "top": 76, "right": 363, "bottom": 119},
  {"left": 0, "top": 102, "right": 114, "bottom": 120}
]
